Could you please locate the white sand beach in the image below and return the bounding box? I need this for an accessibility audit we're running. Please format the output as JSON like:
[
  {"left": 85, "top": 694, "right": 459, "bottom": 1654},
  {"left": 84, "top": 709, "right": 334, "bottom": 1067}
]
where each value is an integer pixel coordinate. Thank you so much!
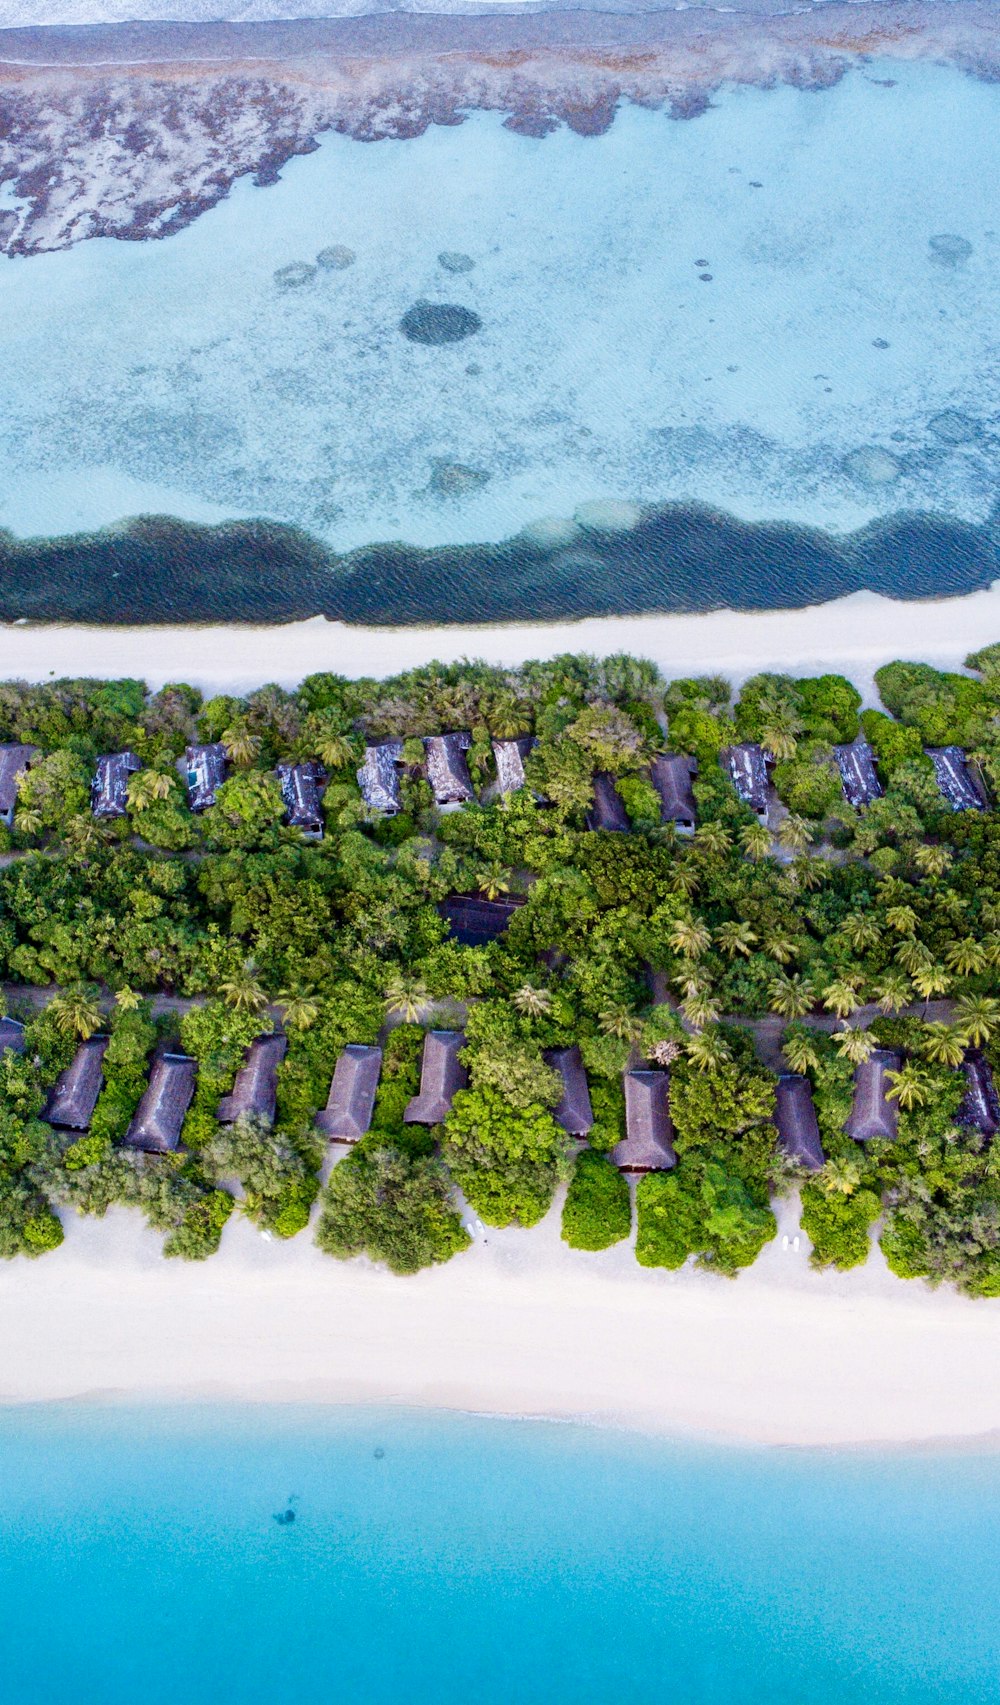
[
  {"left": 2, "top": 584, "right": 999, "bottom": 700},
  {"left": 2, "top": 1189, "right": 999, "bottom": 1447}
]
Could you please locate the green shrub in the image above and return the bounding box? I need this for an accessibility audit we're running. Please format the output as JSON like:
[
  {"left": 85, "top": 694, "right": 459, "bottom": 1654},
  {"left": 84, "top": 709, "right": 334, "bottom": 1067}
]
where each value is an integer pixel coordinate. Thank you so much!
[{"left": 561, "top": 1150, "right": 630, "bottom": 1250}]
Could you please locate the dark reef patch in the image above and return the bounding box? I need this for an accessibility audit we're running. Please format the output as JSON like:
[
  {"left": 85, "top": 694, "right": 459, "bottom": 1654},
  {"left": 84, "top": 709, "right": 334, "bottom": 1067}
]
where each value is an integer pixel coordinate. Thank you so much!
[
  {"left": 0, "top": 503, "right": 996, "bottom": 627},
  {"left": 400, "top": 303, "right": 482, "bottom": 345}
]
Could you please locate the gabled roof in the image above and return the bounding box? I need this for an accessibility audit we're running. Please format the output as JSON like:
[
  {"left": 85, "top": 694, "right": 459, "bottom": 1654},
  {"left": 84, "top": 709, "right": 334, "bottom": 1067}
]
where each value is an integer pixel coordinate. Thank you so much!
[
  {"left": 650, "top": 753, "right": 698, "bottom": 828},
  {"left": 957, "top": 1051, "right": 1000, "bottom": 1138},
  {"left": 404, "top": 1030, "right": 468, "bottom": 1125},
  {"left": 844, "top": 1050, "right": 901, "bottom": 1144},
  {"left": 612, "top": 1070, "right": 677, "bottom": 1172},
  {"left": 276, "top": 761, "right": 324, "bottom": 835},
  {"left": 124, "top": 1052, "right": 197, "bottom": 1153},
  {"left": 425, "top": 733, "right": 474, "bottom": 806},
  {"left": 721, "top": 743, "right": 771, "bottom": 815},
  {"left": 587, "top": 771, "right": 630, "bottom": 832},
  {"left": 43, "top": 1035, "right": 109, "bottom": 1131},
  {"left": 440, "top": 893, "right": 525, "bottom": 947},
  {"left": 217, "top": 1033, "right": 287, "bottom": 1125},
  {"left": 926, "top": 746, "right": 987, "bottom": 812},
  {"left": 0, "top": 1016, "right": 26, "bottom": 1056},
  {"left": 545, "top": 1045, "right": 593, "bottom": 1138},
  {"left": 358, "top": 740, "right": 404, "bottom": 814},
  {"left": 493, "top": 737, "right": 536, "bottom": 796},
  {"left": 0, "top": 744, "right": 39, "bottom": 816},
  {"left": 315, "top": 1044, "right": 383, "bottom": 1142},
  {"left": 92, "top": 750, "right": 141, "bottom": 818},
  {"left": 184, "top": 743, "right": 228, "bottom": 811},
  {"left": 774, "top": 1073, "right": 825, "bottom": 1171},
  {"left": 834, "top": 739, "right": 882, "bottom": 809}
]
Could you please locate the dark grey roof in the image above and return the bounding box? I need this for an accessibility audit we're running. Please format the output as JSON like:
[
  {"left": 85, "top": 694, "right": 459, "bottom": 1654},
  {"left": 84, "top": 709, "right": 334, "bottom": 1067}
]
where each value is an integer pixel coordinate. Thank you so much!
[
  {"left": 217, "top": 1033, "right": 287, "bottom": 1125},
  {"left": 276, "top": 762, "right": 324, "bottom": 836},
  {"left": 650, "top": 753, "right": 698, "bottom": 829},
  {"left": 440, "top": 893, "right": 524, "bottom": 947},
  {"left": 545, "top": 1045, "right": 593, "bottom": 1138},
  {"left": 957, "top": 1051, "right": 1000, "bottom": 1138},
  {"left": 721, "top": 743, "right": 771, "bottom": 816},
  {"left": 0, "top": 1016, "right": 26, "bottom": 1056},
  {"left": 587, "top": 771, "right": 630, "bottom": 832},
  {"left": 123, "top": 1052, "right": 197, "bottom": 1153},
  {"left": 43, "top": 1035, "right": 109, "bottom": 1131},
  {"left": 0, "top": 743, "right": 38, "bottom": 817},
  {"left": 844, "top": 1050, "right": 901, "bottom": 1144},
  {"left": 926, "top": 746, "right": 987, "bottom": 811},
  {"left": 774, "top": 1073, "right": 825, "bottom": 1171},
  {"left": 358, "top": 740, "right": 404, "bottom": 814},
  {"left": 834, "top": 739, "right": 882, "bottom": 808},
  {"left": 183, "top": 743, "right": 228, "bottom": 811},
  {"left": 425, "top": 733, "right": 474, "bottom": 806},
  {"left": 612, "top": 1069, "right": 677, "bottom": 1171},
  {"left": 404, "top": 1030, "right": 468, "bottom": 1124},
  {"left": 493, "top": 737, "right": 536, "bottom": 796},
  {"left": 315, "top": 1043, "right": 383, "bottom": 1141},
  {"left": 92, "top": 750, "right": 141, "bottom": 818}
]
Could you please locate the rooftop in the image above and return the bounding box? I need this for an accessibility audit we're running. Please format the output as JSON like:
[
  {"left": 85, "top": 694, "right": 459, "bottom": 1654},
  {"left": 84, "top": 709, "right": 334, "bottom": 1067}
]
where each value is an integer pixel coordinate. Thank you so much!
[
  {"left": 612, "top": 1069, "right": 677, "bottom": 1172},
  {"left": 276, "top": 761, "right": 324, "bottom": 836},
  {"left": 546, "top": 1044, "right": 593, "bottom": 1138},
  {"left": 834, "top": 739, "right": 882, "bottom": 809},
  {"left": 315, "top": 1043, "right": 383, "bottom": 1142},
  {"left": 425, "top": 732, "right": 474, "bottom": 806},
  {"left": 217, "top": 1033, "right": 287, "bottom": 1125},
  {"left": 358, "top": 739, "right": 404, "bottom": 814},
  {"left": 587, "top": 771, "right": 630, "bottom": 832},
  {"left": 184, "top": 743, "right": 228, "bottom": 812},
  {"left": 650, "top": 752, "right": 697, "bottom": 830},
  {"left": 43, "top": 1035, "right": 109, "bottom": 1132},
  {"left": 440, "top": 893, "right": 525, "bottom": 947},
  {"left": 92, "top": 750, "right": 141, "bottom": 818},
  {"left": 721, "top": 743, "right": 771, "bottom": 817},
  {"left": 404, "top": 1030, "right": 468, "bottom": 1125},
  {"left": 926, "top": 746, "right": 987, "bottom": 812},
  {"left": 123, "top": 1052, "right": 197, "bottom": 1154},
  {"left": 844, "top": 1050, "right": 901, "bottom": 1144},
  {"left": 774, "top": 1073, "right": 825, "bottom": 1171}
]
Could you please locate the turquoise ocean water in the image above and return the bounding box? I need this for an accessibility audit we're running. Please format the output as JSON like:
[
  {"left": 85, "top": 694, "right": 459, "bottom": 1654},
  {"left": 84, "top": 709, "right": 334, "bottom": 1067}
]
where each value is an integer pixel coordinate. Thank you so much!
[{"left": 1, "top": 1404, "right": 998, "bottom": 1703}]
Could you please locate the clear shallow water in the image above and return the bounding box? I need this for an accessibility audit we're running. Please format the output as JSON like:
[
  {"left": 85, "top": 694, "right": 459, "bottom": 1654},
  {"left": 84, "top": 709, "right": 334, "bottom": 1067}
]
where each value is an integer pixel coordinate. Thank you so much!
[{"left": 1, "top": 1404, "right": 999, "bottom": 1704}]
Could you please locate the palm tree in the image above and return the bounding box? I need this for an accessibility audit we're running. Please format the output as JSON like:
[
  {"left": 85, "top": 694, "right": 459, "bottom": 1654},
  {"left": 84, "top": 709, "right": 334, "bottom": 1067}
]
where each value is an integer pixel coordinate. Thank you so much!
[
  {"left": 945, "top": 937, "right": 987, "bottom": 978},
  {"left": 276, "top": 988, "right": 320, "bottom": 1032},
  {"left": 768, "top": 934, "right": 798, "bottom": 966},
  {"left": 885, "top": 904, "right": 919, "bottom": 936},
  {"left": 114, "top": 985, "right": 142, "bottom": 1012},
  {"left": 822, "top": 977, "right": 862, "bottom": 1020},
  {"left": 13, "top": 805, "right": 42, "bottom": 837},
  {"left": 48, "top": 985, "right": 102, "bottom": 1041},
  {"left": 714, "top": 921, "right": 758, "bottom": 959},
  {"left": 777, "top": 813, "right": 812, "bottom": 855},
  {"left": 127, "top": 769, "right": 172, "bottom": 811},
  {"left": 910, "top": 961, "right": 951, "bottom": 1012},
  {"left": 218, "top": 961, "right": 268, "bottom": 1014},
  {"left": 768, "top": 974, "right": 815, "bottom": 1020},
  {"left": 512, "top": 984, "right": 552, "bottom": 1019},
  {"left": 681, "top": 990, "right": 721, "bottom": 1030},
  {"left": 782, "top": 1030, "right": 821, "bottom": 1075},
  {"left": 954, "top": 994, "right": 1000, "bottom": 1048},
  {"left": 981, "top": 933, "right": 1000, "bottom": 971},
  {"left": 221, "top": 723, "right": 261, "bottom": 768},
  {"left": 758, "top": 700, "right": 801, "bottom": 762},
  {"left": 886, "top": 1063, "right": 931, "bottom": 1111},
  {"left": 599, "top": 1005, "right": 644, "bottom": 1044},
  {"left": 669, "top": 917, "right": 711, "bottom": 960},
  {"left": 685, "top": 1028, "right": 731, "bottom": 1073},
  {"left": 840, "top": 913, "right": 882, "bottom": 953},
  {"left": 477, "top": 864, "right": 511, "bottom": 902},
  {"left": 693, "top": 821, "right": 732, "bottom": 859},
  {"left": 895, "top": 937, "right": 931, "bottom": 976},
  {"left": 919, "top": 1022, "right": 966, "bottom": 1068},
  {"left": 874, "top": 971, "right": 913, "bottom": 1015},
  {"left": 314, "top": 731, "right": 354, "bottom": 772},
  {"left": 385, "top": 975, "right": 430, "bottom": 1024},
  {"left": 822, "top": 1156, "right": 862, "bottom": 1198},
  {"left": 913, "top": 843, "right": 952, "bottom": 879},
  {"left": 740, "top": 822, "right": 772, "bottom": 862},
  {"left": 668, "top": 863, "right": 701, "bottom": 900},
  {"left": 834, "top": 1024, "right": 876, "bottom": 1065}
]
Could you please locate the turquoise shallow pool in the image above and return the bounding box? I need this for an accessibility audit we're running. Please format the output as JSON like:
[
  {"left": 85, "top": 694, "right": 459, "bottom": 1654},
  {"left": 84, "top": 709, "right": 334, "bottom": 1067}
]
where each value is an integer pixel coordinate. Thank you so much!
[{"left": 0, "top": 1404, "right": 997, "bottom": 1703}]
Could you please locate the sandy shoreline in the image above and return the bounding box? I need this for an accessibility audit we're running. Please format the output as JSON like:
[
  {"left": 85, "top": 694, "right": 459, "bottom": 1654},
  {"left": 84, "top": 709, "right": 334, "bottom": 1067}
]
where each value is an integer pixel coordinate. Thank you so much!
[
  {"left": 1, "top": 584, "right": 997, "bottom": 698},
  {"left": 3, "top": 1192, "right": 1000, "bottom": 1448}
]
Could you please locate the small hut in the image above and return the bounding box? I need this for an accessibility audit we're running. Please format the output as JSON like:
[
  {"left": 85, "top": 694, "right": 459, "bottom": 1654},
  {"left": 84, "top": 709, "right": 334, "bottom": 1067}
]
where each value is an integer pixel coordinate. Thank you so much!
[
  {"left": 43, "top": 1035, "right": 109, "bottom": 1131},
  {"left": 773, "top": 1073, "right": 825, "bottom": 1171},
  {"left": 844, "top": 1050, "right": 901, "bottom": 1144},
  {"left": 0, "top": 1016, "right": 26, "bottom": 1057},
  {"left": 650, "top": 753, "right": 698, "bottom": 834},
  {"left": 926, "top": 746, "right": 987, "bottom": 812},
  {"left": 0, "top": 743, "right": 39, "bottom": 827},
  {"left": 721, "top": 743, "right": 771, "bottom": 823},
  {"left": 404, "top": 1030, "right": 468, "bottom": 1125},
  {"left": 123, "top": 1052, "right": 197, "bottom": 1153},
  {"left": 587, "top": 771, "right": 630, "bottom": 833},
  {"left": 92, "top": 751, "right": 141, "bottom": 818},
  {"left": 184, "top": 743, "right": 228, "bottom": 812},
  {"left": 425, "top": 733, "right": 475, "bottom": 806},
  {"left": 834, "top": 739, "right": 882, "bottom": 809},
  {"left": 357, "top": 740, "right": 404, "bottom": 814},
  {"left": 492, "top": 737, "right": 536, "bottom": 796},
  {"left": 315, "top": 1044, "right": 383, "bottom": 1142},
  {"left": 545, "top": 1045, "right": 593, "bottom": 1138},
  {"left": 612, "top": 1070, "right": 677, "bottom": 1172},
  {"left": 957, "top": 1051, "right": 1000, "bottom": 1139},
  {"left": 440, "top": 893, "right": 524, "bottom": 947},
  {"left": 276, "top": 761, "right": 324, "bottom": 838},
  {"left": 217, "top": 1033, "right": 288, "bottom": 1126}
]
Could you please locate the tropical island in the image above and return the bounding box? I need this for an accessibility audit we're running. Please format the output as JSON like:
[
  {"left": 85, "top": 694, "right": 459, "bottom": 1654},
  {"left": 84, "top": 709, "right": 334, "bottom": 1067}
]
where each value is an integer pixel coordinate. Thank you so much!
[{"left": 2, "top": 647, "right": 1000, "bottom": 1298}]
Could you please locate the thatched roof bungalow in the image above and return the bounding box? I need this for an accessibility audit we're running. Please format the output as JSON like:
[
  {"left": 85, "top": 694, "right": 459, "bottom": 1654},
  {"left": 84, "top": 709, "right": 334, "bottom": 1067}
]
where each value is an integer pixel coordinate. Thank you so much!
[
  {"left": 0, "top": 1016, "right": 26, "bottom": 1057},
  {"left": 217, "top": 1033, "right": 287, "bottom": 1126},
  {"left": 650, "top": 753, "right": 697, "bottom": 834},
  {"left": 926, "top": 746, "right": 987, "bottom": 812},
  {"left": 440, "top": 893, "right": 525, "bottom": 947},
  {"left": 92, "top": 750, "right": 141, "bottom": 818},
  {"left": 425, "top": 733, "right": 474, "bottom": 806},
  {"left": 834, "top": 738, "right": 882, "bottom": 809},
  {"left": 774, "top": 1073, "right": 825, "bottom": 1171},
  {"left": 315, "top": 1044, "right": 383, "bottom": 1142},
  {"left": 587, "top": 771, "right": 630, "bottom": 832},
  {"left": 123, "top": 1052, "right": 197, "bottom": 1153},
  {"left": 276, "top": 761, "right": 324, "bottom": 838},
  {"left": 358, "top": 740, "right": 405, "bottom": 814},
  {"left": 721, "top": 743, "right": 771, "bottom": 822},
  {"left": 404, "top": 1030, "right": 468, "bottom": 1125},
  {"left": 612, "top": 1069, "right": 677, "bottom": 1172},
  {"left": 43, "top": 1035, "right": 109, "bottom": 1131},
  {"left": 545, "top": 1045, "right": 593, "bottom": 1138},
  {"left": 184, "top": 743, "right": 228, "bottom": 812},
  {"left": 492, "top": 737, "right": 536, "bottom": 796},
  {"left": 0, "top": 743, "right": 38, "bottom": 827},
  {"left": 844, "top": 1050, "right": 901, "bottom": 1144},
  {"left": 957, "top": 1051, "right": 1000, "bottom": 1139}
]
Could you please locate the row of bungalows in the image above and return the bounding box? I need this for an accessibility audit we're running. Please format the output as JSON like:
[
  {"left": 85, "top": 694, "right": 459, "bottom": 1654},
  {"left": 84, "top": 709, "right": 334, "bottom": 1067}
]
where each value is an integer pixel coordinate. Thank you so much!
[{"left": 723, "top": 737, "right": 988, "bottom": 821}]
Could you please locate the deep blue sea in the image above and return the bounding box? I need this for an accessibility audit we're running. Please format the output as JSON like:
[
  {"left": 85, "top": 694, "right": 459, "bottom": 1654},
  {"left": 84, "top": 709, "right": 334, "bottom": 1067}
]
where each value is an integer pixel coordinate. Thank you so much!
[{"left": 0, "top": 1405, "right": 998, "bottom": 1704}]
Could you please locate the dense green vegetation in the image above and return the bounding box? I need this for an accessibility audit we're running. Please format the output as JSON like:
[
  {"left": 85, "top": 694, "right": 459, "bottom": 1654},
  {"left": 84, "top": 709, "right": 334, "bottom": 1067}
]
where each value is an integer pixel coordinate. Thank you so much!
[{"left": 1, "top": 653, "right": 1000, "bottom": 1291}]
